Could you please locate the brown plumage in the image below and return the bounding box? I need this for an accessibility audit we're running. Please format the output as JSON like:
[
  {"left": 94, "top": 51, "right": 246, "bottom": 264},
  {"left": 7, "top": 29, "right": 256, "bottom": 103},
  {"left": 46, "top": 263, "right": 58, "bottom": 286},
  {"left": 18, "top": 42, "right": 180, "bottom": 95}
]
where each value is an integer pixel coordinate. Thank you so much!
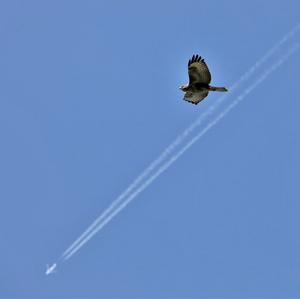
[{"left": 180, "top": 54, "right": 228, "bottom": 105}]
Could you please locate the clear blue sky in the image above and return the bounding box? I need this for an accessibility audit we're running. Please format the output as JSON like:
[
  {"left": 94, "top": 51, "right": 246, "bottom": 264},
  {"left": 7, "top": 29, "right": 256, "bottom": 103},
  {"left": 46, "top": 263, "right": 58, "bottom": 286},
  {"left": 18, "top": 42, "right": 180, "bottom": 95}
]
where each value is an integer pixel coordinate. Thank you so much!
[{"left": 1, "top": 1, "right": 300, "bottom": 298}]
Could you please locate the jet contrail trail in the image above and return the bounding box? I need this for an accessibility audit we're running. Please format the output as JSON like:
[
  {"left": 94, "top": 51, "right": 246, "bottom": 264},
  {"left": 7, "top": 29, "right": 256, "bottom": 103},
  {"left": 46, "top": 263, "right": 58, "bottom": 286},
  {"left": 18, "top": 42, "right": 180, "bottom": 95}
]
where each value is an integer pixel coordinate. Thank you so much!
[
  {"left": 62, "top": 43, "right": 300, "bottom": 261},
  {"left": 61, "top": 23, "right": 300, "bottom": 259}
]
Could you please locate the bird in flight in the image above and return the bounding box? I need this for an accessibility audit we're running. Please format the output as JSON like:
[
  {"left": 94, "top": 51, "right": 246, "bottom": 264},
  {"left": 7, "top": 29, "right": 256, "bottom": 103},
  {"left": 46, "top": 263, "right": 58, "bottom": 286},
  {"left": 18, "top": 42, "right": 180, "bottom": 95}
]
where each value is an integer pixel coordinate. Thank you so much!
[{"left": 180, "top": 54, "right": 228, "bottom": 105}]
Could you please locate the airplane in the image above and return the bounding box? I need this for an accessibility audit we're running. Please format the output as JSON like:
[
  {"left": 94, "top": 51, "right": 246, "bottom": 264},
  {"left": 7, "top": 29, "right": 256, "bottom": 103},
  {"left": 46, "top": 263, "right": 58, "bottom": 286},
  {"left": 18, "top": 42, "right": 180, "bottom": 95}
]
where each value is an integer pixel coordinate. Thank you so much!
[{"left": 45, "top": 263, "right": 57, "bottom": 275}]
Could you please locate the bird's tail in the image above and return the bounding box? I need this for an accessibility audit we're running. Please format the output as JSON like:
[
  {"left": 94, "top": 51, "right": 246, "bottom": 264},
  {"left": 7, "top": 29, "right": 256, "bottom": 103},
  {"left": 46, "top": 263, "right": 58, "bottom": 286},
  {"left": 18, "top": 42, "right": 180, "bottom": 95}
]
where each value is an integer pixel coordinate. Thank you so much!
[{"left": 209, "top": 86, "right": 228, "bottom": 92}]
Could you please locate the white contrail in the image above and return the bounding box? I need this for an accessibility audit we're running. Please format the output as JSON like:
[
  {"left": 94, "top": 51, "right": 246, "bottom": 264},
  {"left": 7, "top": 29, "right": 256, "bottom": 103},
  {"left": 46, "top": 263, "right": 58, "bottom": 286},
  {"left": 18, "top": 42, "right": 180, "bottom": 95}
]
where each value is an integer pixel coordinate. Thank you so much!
[
  {"left": 61, "top": 23, "right": 300, "bottom": 259},
  {"left": 62, "top": 44, "right": 300, "bottom": 261}
]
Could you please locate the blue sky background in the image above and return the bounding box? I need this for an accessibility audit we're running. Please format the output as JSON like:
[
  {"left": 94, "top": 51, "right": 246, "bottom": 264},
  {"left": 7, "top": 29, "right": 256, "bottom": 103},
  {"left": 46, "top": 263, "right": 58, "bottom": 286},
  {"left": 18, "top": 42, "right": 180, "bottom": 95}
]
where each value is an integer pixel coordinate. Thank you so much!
[{"left": 1, "top": 1, "right": 300, "bottom": 298}]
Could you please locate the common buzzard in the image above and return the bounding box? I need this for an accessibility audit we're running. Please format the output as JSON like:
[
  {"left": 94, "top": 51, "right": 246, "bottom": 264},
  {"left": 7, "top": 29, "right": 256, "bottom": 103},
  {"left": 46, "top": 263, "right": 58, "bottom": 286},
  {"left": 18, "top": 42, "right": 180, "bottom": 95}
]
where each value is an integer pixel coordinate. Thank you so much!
[{"left": 180, "top": 54, "right": 228, "bottom": 105}]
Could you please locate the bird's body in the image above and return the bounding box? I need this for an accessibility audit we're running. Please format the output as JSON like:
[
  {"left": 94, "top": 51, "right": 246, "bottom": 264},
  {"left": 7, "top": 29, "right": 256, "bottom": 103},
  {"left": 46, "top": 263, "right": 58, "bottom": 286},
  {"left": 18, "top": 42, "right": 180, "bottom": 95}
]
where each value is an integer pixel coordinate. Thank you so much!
[{"left": 180, "top": 54, "right": 228, "bottom": 105}]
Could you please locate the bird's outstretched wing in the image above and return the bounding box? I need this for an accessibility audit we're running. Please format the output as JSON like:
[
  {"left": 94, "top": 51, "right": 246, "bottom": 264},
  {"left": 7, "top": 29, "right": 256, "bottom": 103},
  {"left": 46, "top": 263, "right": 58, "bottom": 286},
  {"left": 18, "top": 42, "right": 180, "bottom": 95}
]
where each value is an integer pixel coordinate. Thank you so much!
[
  {"left": 183, "top": 90, "right": 209, "bottom": 105},
  {"left": 188, "top": 55, "right": 211, "bottom": 85}
]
